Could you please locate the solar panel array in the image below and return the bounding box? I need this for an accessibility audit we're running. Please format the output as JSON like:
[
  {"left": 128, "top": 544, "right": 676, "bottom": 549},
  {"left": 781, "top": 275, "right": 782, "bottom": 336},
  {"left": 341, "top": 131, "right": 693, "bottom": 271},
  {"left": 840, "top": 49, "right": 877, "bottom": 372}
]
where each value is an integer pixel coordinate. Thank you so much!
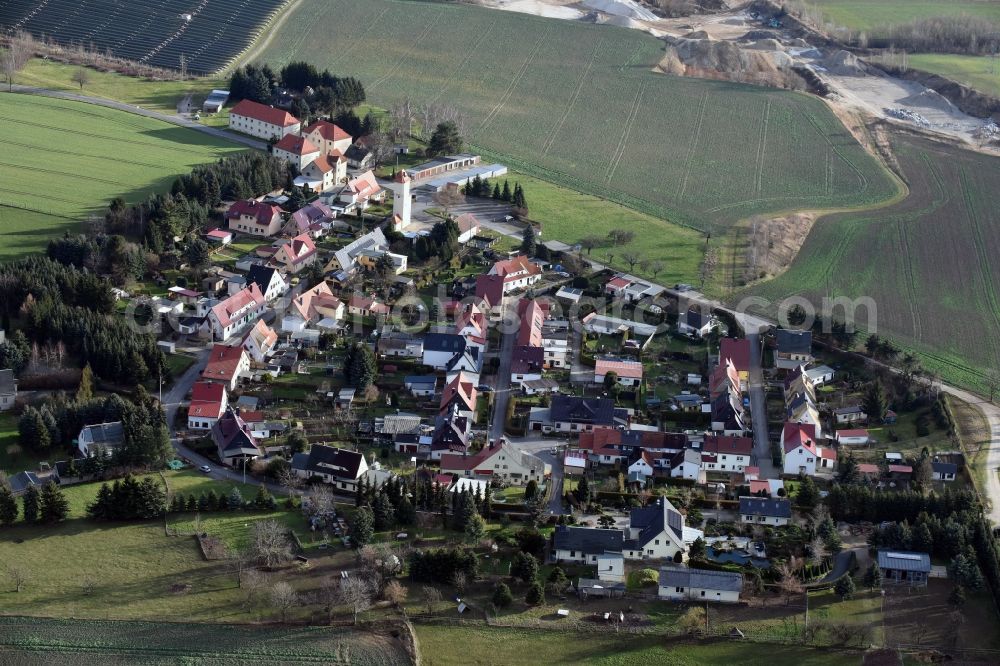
[{"left": 0, "top": 0, "right": 288, "bottom": 74}]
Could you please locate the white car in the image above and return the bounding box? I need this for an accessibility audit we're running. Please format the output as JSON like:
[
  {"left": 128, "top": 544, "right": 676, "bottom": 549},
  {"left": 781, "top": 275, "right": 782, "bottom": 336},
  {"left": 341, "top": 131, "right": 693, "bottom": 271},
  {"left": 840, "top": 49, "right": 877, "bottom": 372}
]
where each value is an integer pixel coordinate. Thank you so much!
[{"left": 199, "top": 465, "right": 212, "bottom": 474}]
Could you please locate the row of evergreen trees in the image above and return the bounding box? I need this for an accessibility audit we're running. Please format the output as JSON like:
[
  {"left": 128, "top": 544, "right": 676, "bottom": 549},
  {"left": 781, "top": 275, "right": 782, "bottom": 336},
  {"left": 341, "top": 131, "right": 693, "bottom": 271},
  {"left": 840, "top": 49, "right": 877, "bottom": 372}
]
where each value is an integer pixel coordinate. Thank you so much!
[
  {"left": 462, "top": 177, "right": 528, "bottom": 211},
  {"left": 168, "top": 485, "right": 277, "bottom": 513},
  {"left": 88, "top": 475, "right": 166, "bottom": 521},
  {"left": 0, "top": 482, "right": 69, "bottom": 526}
]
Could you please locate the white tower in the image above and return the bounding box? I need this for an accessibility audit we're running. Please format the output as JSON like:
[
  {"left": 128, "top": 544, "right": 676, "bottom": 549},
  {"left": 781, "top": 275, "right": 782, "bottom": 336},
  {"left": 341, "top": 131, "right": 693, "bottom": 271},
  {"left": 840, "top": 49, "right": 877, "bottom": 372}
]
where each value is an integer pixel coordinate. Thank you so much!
[{"left": 393, "top": 170, "right": 411, "bottom": 231}]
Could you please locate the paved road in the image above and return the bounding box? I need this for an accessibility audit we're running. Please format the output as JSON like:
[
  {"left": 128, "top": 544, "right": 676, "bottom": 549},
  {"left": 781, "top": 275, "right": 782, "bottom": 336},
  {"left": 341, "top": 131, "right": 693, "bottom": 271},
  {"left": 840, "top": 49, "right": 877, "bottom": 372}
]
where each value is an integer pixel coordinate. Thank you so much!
[
  {"left": 506, "top": 434, "right": 566, "bottom": 514},
  {"left": 7, "top": 85, "right": 266, "bottom": 151},
  {"left": 747, "top": 332, "right": 778, "bottom": 478},
  {"left": 489, "top": 305, "right": 517, "bottom": 443}
]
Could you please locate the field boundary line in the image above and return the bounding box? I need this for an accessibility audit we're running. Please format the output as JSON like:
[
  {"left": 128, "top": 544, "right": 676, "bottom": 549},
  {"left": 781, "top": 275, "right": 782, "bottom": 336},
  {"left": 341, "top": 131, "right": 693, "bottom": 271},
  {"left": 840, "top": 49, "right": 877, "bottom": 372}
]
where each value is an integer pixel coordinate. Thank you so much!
[
  {"left": 428, "top": 21, "right": 497, "bottom": 106},
  {"left": 541, "top": 41, "right": 599, "bottom": 157},
  {"left": 0, "top": 202, "right": 78, "bottom": 220},
  {"left": 478, "top": 27, "right": 551, "bottom": 132},
  {"left": 754, "top": 98, "right": 771, "bottom": 196},
  {"left": 605, "top": 80, "right": 645, "bottom": 185},
  {"left": 369, "top": 8, "right": 445, "bottom": 92},
  {"left": 957, "top": 166, "right": 1000, "bottom": 366},
  {"left": 677, "top": 90, "right": 709, "bottom": 200},
  {"left": 223, "top": 0, "right": 307, "bottom": 73},
  {"left": 0, "top": 158, "right": 134, "bottom": 188}
]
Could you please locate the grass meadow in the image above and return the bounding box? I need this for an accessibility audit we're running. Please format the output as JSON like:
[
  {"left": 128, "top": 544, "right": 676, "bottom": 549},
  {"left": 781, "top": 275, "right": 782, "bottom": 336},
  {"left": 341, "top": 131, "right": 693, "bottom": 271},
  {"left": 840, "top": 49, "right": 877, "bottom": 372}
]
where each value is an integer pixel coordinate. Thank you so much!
[
  {"left": 888, "top": 53, "right": 1000, "bottom": 98},
  {"left": 257, "top": 0, "right": 898, "bottom": 234},
  {"left": 803, "top": 0, "right": 1000, "bottom": 31},
  {"left": 0, "top": 93, "right": 243, "bottom": 258},
  {"left": 744, "top": 134, "right": 1000, "bottom": 394}
]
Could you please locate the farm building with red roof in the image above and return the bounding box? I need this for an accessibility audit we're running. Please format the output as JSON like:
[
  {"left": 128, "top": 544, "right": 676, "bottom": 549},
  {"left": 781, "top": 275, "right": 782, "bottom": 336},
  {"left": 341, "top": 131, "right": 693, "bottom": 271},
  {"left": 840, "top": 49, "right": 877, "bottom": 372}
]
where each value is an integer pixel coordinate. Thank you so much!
[{"left": 228, "top": 100, "right": 301, "bottom": 140}]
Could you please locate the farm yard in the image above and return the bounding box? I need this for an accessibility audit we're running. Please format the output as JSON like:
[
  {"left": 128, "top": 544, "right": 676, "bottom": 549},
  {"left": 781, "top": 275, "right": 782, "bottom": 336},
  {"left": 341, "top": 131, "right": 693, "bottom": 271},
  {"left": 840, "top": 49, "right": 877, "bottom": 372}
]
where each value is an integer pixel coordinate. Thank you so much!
[
  {"left": 0, "top": 0, "right": 290, "bottom": 74},
  {"left": 745, "top": 134, "right": 1000, "bottom": 393},
  {"left": 0, "top": 616, "right": 411, "bottom": 665},
  {"left": 0, "top": 93, "right": 243, "bottom": 258},
  {"left": 256, "top": 0, "right": 899, "bottom": 234}
]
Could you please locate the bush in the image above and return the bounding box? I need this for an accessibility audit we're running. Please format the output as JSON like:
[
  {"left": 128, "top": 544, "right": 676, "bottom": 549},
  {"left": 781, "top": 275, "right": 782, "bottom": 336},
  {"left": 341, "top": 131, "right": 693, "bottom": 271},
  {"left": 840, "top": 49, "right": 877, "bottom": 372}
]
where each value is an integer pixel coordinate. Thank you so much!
[
  {"left": 626, "top": 568, "right": 659, "bottom": 591},
  {"left": 525, "top": 580, "right": 545, "bottom": 605},
  {"left": 493, "top": 582, "right": 513, "bottom": 608}
]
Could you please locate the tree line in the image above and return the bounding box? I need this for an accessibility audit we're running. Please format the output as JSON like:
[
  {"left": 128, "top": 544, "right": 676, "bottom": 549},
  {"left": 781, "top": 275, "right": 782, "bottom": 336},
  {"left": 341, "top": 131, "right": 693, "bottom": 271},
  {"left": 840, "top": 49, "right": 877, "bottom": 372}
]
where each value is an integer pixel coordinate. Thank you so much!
[{"left": 228, "top": 62, "right": 366, "bottom": 122}]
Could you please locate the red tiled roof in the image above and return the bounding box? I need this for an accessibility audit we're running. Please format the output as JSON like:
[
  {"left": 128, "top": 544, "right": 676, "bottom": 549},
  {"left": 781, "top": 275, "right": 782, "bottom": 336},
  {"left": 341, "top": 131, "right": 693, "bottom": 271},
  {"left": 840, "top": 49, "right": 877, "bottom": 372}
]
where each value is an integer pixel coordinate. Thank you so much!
[
  {"left": 888, "top": 464, "right": 913, "bottom": 474},
  {"left": 595, "top": 357, "right": 643, "bottom": 380},
  {"left": 517, "top": 299, "right": 544, "bottom": 347},
  {"left": 820, "top": 447, "right": 837, "bottom": 460},
  {"left": 348, "top": 171, "right": 381, "bottom": 199},
  {"left": 702, "top": 435, "right": 753, "bottom": 456},
  {"left": 491, "top": 255, "right": 541, "bottom": 282},
  {"left": 274, "top": 133, "right": 320, "bottom": 155},
  {"left": 231, "top": 99, "right": 300, "bottom": 127},
  {"left": 440, "top": 372, "right": 478, "bottom": 413},
  {"left": 210, "top": 284, "right": 265, "bottom": 329},
  {"left": 782, "top": 422, "right": 818, "bottom": 455},
  {"left": 720, "top": 338, "right": 751, "bottom": 373},
  {"left": 226, "top": 199, "right": 283, "bottom": 225},
  {"left": 475, "top": 274, "right": 504, "bottom": 309},
  {"left": 206, "top": 228, "right": 231, "bottom": 239},
  {"left": 306, "top": 154, "right": 337, "bottom": 174},
  {"left": 607, "top": 277, "right": 630, "bottom": 289},
  {"left": 189, "top": 381, "right": 226, "bottom": 419},
  {"left": 858, "top": 463, "right": 880, "bottom": 474},
  {"left": 836, "top": 429, "right": 870, "bottom": 438},
  {"left": 240, "top": 410, "right": 264, "bottom": 423},
  {"left": 202, "top": 344, "right": 246, "bottom": 383},
  {"left": 749, "top": 480, "right": 770, "bottom": 495},
  {"left": 303, "top": 119, "right": 351, "bottom": 143}
]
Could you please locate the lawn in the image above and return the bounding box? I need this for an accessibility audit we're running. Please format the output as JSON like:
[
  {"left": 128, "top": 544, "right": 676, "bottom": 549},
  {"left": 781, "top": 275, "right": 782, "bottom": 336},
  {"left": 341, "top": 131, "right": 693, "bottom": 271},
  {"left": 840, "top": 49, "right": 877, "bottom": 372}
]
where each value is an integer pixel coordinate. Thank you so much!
[
  {"left": 743, "top": 134, "right": 1000, "bottom": 395},
  {"left": 257, "top": 0, "right": 897, "bottom": 234},
  {"left": 413, "top": 625, "right": 858, "bottom": 665},
  {"left": 15, "top": 58, "right": 225, "bottom": 115},
  {"left": 802, "top": 0, "right": 1000, "bottom": 31},
  {"left": 0, "top": 616, "right": 411, "bottom": 665},
  {"left": 0, "top": 93, "right": 244, "bottom": 258},
  {"left": 0, "top": 412, "right": 54, "bottom": 476},
  {"left": 880, "top": 53, "right": 1000, "bottom": 98}
]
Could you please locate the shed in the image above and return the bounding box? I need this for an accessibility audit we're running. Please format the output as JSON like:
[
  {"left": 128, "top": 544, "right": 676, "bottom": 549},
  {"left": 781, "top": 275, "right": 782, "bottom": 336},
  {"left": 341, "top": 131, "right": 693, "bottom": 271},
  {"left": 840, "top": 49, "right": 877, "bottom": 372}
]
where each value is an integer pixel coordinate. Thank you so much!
[{"left": 877, "top": 550, "right": 930, "bottom": 587}]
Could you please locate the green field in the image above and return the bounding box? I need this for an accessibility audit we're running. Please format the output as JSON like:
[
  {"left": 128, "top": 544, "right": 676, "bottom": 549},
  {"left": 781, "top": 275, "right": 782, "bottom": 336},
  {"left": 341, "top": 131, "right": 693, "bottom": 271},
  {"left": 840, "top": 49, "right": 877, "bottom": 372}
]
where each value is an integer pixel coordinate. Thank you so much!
[
  {"left": 257, "top": 0, "right": 898, "bottom": 234},
  {"left": 0, "top": 616, "right": 411, "bottom": 665},
  {"left": 889, "top": 53, "right": 1000, "bottom": 98},
  {"left": 413, "top": 625, "right": 857, "bottom": 665},
  {"left": 0, "top": 93, "right": 243, "bottom": 258},
  {"left": 744, "top": 134, "right": 1000, "bottom": 393},
  {"left": 804, "top": 0, "right": 1000, "bottom": 31}
]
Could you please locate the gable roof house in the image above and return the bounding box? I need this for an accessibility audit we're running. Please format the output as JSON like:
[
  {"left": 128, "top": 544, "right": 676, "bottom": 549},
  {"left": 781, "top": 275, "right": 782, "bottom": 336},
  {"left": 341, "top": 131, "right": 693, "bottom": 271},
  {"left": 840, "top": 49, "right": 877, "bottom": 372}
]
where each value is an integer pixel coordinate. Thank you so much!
[
  {"left": 272, "top": 133, "right": 321, "bottom": 170},
  {"left": 428, "top": 413, "right": 471, "bottom": 460},
  {"left": 677, "top": 306, "right": 715, "bottom": 338},
  {"left": 284, "top": 281, "right": 344, "bottom": 332},
  {"left": 475, "top": 274, "right": 506, "bottom": 318},
  {"left": 422, "top": 333, "right": 469, "bottom": 370},
  {"left": 329, "top": 171, "right": 384, "bottom": 214},
  {"left": 488, "top": 255, "right": 542, "bottom": 294},
  {"left": 291, "top": 443, "right": 368, "bottom": 493},
  {"left": 207, "top": 284, "right": 267, "bottom": 341},
  {"left": 739, "top": 496, "right": 792, "bottom": 526},
  {"left": 378, "top": 331, "right": 424, "bottom": 359},
  {"left": 700, "top": 435, "right": 753, "bottom": 473},
  {"left": 325, "top": 228, "right": 389, "bottom": 278},
  {"left": 77, "top": 421, "right": 125, "bottom": 458},
  {"left": 775, "top": 329, "right": 813, "bottom": 370},
  {"left": 440, "top": 441, "right": 547, "bottom": 485},
  {"left": 454, "top": 213, "right": 481, "bottom": 244},
  {"left": 552, "top": 525, "right": 625, "bottom": 565},
  {"left": 594, "top": 356, "right": 643, "bottom": 387},
  {"left": 877, "top": 550, "right": 931, "bottom": 587},
  {"left": 211, "top": 408, "right": 262, "bottom": 467},
  {"left": 710, "top": 388, "right": 746, "bottom": 435},
  {"left": 297, "top": 153, "right": 344, "bottom": 194},
  {"left": 669, "top": 448, "right": 703, "bottom": 481},
  {"left": 201, "top": 343, "right": 250, "bottom": 391},
  {"left": 302, "top": 120, "right": 353, "bottom": 158},
  {"left": 0, "top": 369, "right": 16, "bottom": 411},
  {"left": 531, "top": 395, "right": 626, "bottom": 433},
  {"left": 229, "top": 99, "right": 301, "bottom": 140},
  {"left": 623, "top": 498, "right": 688, "bottom": 561},
  {"left": 440, "top": 372, "right": 478, "bottom": 420},
  {"left": 932, "top": 461, "right": 958, "bottom": 482},
  {"left": 781, "top": 421, "right": 834, "bottom": 475},
  {"left": 511, "top": 345, "right": 544, "bottom": 386},
  {"left": 658, "top": 566, "right": 743, "bottom": 603},
  {"left": 187, "top": 381, "right": 228, "bottom": 430},
  {"left": 286, "top": 201, "right": 338, "bottom": 238},
  {"left": 225, "top": 199, "right": 285, "bottom": 238},
  {"left": 241, "top": 319, "right": 279, "bottom": 364},
  {"left": 719, "top": 338, "right": 751, "bottom": 389},
  {"left": 270, "top": 233, "right": 318, "bottom": 274},
  {"left": 246, "top": 264, "right": 288, "bottom": 303}
]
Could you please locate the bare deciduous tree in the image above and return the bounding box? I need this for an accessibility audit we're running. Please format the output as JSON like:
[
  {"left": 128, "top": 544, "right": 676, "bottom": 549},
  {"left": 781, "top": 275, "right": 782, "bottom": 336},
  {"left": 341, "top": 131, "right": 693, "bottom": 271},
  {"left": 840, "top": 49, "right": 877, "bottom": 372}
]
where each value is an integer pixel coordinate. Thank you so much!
[
  {"left": 71, "top": 68, "right": 90, "bottom": 90},
  {"left": 432, "top": 187, "right": 465, "bottom": 220},
  {"left": 241, "top": 569, "right": 269, "bottom": 609},
  {"left": 421, "top": 585, "right": 442, "bottom": 613},
  {"left": 269, "top": 581, "right": 299, "bottom": 622},
  {"left": 7, "top": 565, "right": 29, "bottom": 593},
  {"left": 451, "top": 571, "right": 467, "bottom": 595},
  {"left": 2, "top": 32, "right": 34, "bottom": 92},
  {"left": 383, "top": 580, "right": 407, "bottom": 606},
  {"left": 339, "top": 576, "right": 375, "bottom": 624},
  {"left": 250, "top": 520, "right": 291, "bottom": 569},
  {"left": 776, "top": 556, "right": 804, "bottom": 606},
  {"left": 622, "top": 252, "right": 639, "bottom": 271}
]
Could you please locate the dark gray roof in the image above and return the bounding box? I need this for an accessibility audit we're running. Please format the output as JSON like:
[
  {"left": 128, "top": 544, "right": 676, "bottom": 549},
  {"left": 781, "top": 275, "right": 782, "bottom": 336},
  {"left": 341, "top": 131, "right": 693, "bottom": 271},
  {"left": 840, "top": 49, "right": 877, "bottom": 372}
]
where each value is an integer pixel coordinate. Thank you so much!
[
  {"left": 684, "top": 307, "right": 707, "bottom": 329},
  {"left": 659, "top": 566, "right": 743, "bottom": 592},
  {"left": 8, "top": 470, "right": 40, "bottom": 494},
  {"left": 550, "top": 395, "right": 616, "bottom": 426},
  {"left": 834, "top": 405, "right": 865, "bottom": 415},
  {"left": 877, "top": 550, "right": 931, "bottom": 573},
  {"left": 246, "top": 264, "right": 281, "bottom": 292},
  {"left": 211, "top": 408, "right": 261, "bottom": 456},
  {"left": 296, "top": 444, "right": 364, "bottom": 479},
  {"left": 932, "top": 461, "right": 958, "bottom": 474},
  {"left": 404, "top": 375, "right": 437, "bottom": 386},
  {"left": 423, "top": 333, "right": 466, "bottom": 354},
  {"left": 629, "top": 498, "right": 684, "bottom": 547},
  {"left": 80, "top": 421, "right": 125, "bottom": 446},
  {"left": 0, "top": 369, "right": 15, "bottom": 394},
  {"left": 553, "top": 525, "right": 624, "bottom": 555},
  {"left": 776, "top": 329, "right": 812, "bottom": 354},
  {"left": 739, "top": 496, "right": 792, "bottom": 518}
]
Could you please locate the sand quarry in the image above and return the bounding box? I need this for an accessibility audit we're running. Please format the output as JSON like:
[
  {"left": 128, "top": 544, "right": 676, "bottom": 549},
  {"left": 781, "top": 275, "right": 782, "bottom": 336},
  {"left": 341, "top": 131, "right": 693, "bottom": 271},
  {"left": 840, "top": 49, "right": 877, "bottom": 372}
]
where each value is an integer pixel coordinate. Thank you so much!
[{"left": 476, "top": 0, "right": 992, "bottom": 145}]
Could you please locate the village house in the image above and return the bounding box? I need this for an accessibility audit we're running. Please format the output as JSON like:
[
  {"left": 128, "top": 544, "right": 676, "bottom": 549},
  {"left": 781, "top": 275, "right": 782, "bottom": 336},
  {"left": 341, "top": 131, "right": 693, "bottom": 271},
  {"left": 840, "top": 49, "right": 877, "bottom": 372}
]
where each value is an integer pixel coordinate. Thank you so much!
[
  {"left": 225, "top": 199, "right": 285, "bottom": 237},
  {"left": 622, "top": 498, "right": 688, "bottom": 561},
  {"left": 528, "top": 395, "right": 626, "bottom": 433},
  {"left": 0, "top": 369, "right": 16, "bottom": 411},
  {"left": 439, "top": 372, "right": 478, "bottom": 422},
  {"left": 511, "top": 346, "right": 544, "bottom": 387},
  {"left": 719, "top": 338, "right": 751, "bottom": 390},
  {"left": 212, "top": 408, "right": 262, "bottom": 467},
  {"left": 488, "top": 255, "right": 542, "bottom": 294},
  {"left": 246, "top": 265, "right": 288, "bottom": 303},
  {"left": 669, "top": 448, "right": 703, "bottom": 481},
  {"left": 834, "top": 405, "right": 868, "bottom": 424},
  {"left": 77, "top": 421, "right": 125, "bottom": 458},
  {"left": 804, "top": 364, "right": 835, "bottom": 386},
  {"left": 552, "top": 526, "right": 625, "bottom": 565},
  {"left": 273, "top": 133, "right": 321, "bottom": 170},
  {"left": 932, "top": 461, "right": 957, "bottom": 482},
  {"left": 658, "top": 566, "right": 743, "bottom": 603},
  {"left": 835, "top": 429, "right": 870, "bottom": 447},
  {"left": 207, "top": 284, "right": 267, "bottom": 341},
  {"left": 677, "top": 306, "right": 715, "bottom": 338},
  {"left": 594, "top": 356, "right": 643, "bottom": 387},
  {"left": 775, "top": 329, "right": 813, "bottom": 370},
  {"left": 739, "top": 496, "right": 791, "bottom": 526},
  {"left": 541, "top": 322, "right": 569, "bottom": 368},
  {"left": 378, "top": 331, "right": 424, "bottom": 359},
  {"left": 285, "top": 201, "right": 338, "bottom": 238},
  {"left": 241, "top": 320, "right": 278, "bottom": 364},
  {"left": 347, "top": 294, "right": 390, "bottom": 318},
  {"left": 328, "top": 170, "right": 384, "bottom": 215},
  {"left": 422, "top": 333, "right": 470, "bottom": 370},
  {"left": 187, "top": 381, "right": 228, "bottom": 430},
  {"left": 583, "top": 312, "right": 658, "bottom": 337},
  {"left": 439, "top": 441, "right": 547, "bottom": 485},
  {"left": 291, "top": 444, "right": 368, "bottom": 494},
  {"left": 454, "top": 213, "right": 481, "bottom": 244},
  {"left": 201, "top": 344, "right": 250, "bottom": 392},
  {"left": 284, "top": 281, "right": 344, "bottom": 333},
  {"left": 205, "top": 228, "right": 233, "bottom": 245},
  {"left": 403, "top": 375, "right": 437, "bottom": 398},
  {"left": 325, "top": 228, "right": 390, "bottom": 278},
  {"left": 228, "top": 99, "right": 301, "bottom": 140},
  {"left": 700, "top": 435, "right": 753, "bottom": 472},
  {"left": 428, "top": 413, "right": 471, "bottom": 460},
  {"left": 781, "top": 422, "right": 836, "bottom": 476},
  {"left": 270, "top": 233, "right": 318, "bottom": 274},
  {"left": 302, "top": 119, "right": 353, "bottom": 158},
  {"left": 710, "top": 388, "right": 746, "bottom": 435}
]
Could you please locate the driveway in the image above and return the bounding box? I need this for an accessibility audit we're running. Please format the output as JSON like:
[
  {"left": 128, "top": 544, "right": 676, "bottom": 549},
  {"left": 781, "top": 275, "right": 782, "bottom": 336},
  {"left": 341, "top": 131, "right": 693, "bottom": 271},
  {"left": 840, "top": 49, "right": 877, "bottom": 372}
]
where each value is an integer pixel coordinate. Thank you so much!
[
  {"left": 488, "top": 305, "right": 517, "bottom": 443},
  {"left": 747, "top": 332, "right": 778, "bottom": 479},
  {"left": 507, "top": 434, "right": 567, "bottom": 514}
]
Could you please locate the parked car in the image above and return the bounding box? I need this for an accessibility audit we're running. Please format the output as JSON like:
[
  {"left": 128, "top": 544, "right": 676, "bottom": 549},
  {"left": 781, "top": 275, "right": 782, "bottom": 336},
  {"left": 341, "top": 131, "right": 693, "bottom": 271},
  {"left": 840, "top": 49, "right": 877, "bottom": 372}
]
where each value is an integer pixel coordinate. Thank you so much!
[{"left": 199, "top": 465, "right": 212, "bottom": 474}]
